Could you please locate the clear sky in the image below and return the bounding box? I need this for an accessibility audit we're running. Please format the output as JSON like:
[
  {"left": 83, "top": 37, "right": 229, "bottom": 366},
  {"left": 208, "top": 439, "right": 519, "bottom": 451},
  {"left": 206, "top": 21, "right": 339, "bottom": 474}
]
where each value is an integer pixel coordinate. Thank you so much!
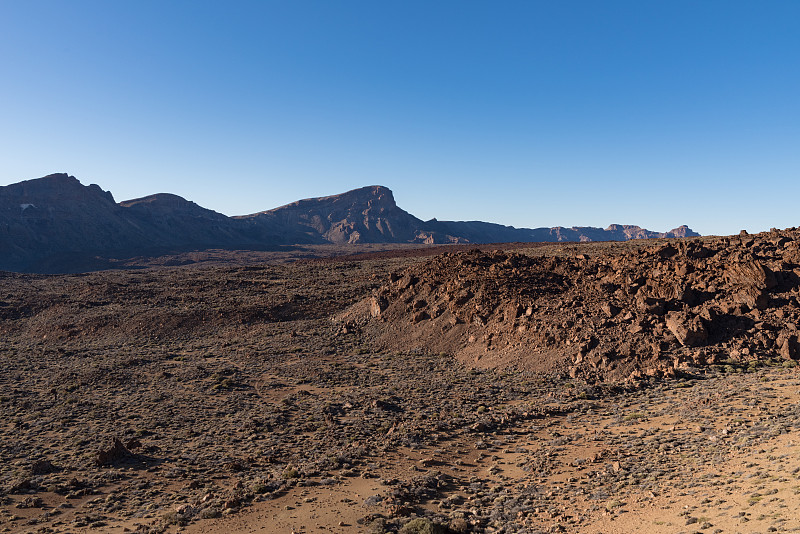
[{"left": 1, "top": 1, "right": 798, "bottom": 236}]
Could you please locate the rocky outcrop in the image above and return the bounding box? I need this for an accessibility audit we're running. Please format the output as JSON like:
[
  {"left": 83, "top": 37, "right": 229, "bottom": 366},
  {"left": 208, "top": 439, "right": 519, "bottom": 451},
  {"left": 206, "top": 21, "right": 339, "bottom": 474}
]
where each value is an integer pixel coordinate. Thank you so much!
[
  {"left": 351, "top": 227, "right": 800, "bottom": 383},
  {"left": 420, "top": 221, "right": 698, "bottom": 245},
  {"left": 238, "top": 186, "right": 426, "bottom": 244}
]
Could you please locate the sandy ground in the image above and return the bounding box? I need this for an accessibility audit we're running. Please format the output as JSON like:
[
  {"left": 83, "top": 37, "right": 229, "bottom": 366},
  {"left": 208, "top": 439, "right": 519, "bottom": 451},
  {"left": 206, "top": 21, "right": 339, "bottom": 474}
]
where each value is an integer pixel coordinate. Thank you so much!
[
  {"left": 3, "top": 235, "right": 800, "bottom": 533},
  {"left": 175, "top": 367, "right": 800, "bottom": 534}
]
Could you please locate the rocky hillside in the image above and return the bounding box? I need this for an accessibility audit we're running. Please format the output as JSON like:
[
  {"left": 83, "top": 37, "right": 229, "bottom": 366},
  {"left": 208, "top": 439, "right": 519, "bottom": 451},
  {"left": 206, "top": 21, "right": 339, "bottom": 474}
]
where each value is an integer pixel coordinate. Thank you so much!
[
  {"left": 353, "top": 228, "right": 800, "bottom": 383},
  {"left": 0, "top": 173, "right": 698, "bottom": 272},
  {"left": 0, "top": 174, "right": 152, "bottom": 272}
]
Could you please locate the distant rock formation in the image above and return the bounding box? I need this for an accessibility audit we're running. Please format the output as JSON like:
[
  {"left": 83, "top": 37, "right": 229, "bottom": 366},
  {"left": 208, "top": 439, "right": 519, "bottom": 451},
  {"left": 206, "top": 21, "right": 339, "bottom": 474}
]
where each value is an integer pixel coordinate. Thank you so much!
[
  {"left": 0, "top": 173, "right": 700, "bottom": 272},
  {"left": 237, "top": 185, "right": 425, "bottom": 244}
]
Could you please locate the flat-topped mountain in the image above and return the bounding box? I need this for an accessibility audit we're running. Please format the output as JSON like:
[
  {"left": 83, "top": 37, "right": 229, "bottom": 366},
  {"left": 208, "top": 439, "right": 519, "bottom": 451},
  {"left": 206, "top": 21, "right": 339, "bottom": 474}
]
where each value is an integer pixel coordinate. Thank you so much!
[{"left": 0, "top": 173, "right": 699, "bottom": 272}]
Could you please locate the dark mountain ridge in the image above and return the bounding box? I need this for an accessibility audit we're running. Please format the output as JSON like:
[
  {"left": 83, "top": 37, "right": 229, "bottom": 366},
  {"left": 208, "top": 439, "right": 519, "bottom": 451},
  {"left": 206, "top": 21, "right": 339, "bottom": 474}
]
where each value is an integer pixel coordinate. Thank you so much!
[{"left": 0, "top": 173, "right": 699, "bottom": 272}]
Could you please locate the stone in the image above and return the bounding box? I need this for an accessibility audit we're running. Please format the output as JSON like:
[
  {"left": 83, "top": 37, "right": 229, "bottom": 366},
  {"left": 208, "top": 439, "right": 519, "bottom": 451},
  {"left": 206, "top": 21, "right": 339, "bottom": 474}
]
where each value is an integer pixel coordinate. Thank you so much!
[
  {"left": 410, "top": 310, "right": 429, "bottom": 324},
  {"left": 636, "top": 295, "right": 665, "bottom": 316},
  {"left": 30, "top": 460, "right": 57, "bottom": 475},
  {"left": 15, "top": 496, "right": 43, "bottom": 509},
  {"left": 601, "top": 302, "right": 621, "bottom": 318},
  {"left": 665, "top": 312, "right": 708, "bottom": 347},
  {"left": 656, "top": 245, "right": 679, "bottom": 259},
  {"left": 674, "top": 284, "right": 698, "bottom": 305},
  {"left": 95, "top": 438, "right": 132, "bottom": 466},
  {"left": 370, "top": 296, "right": 388, "bottom": 318},
  {"left": 733, "top": 287, "right": 769, "bottom": 311},
  {"left": 725, "top": 260, "right": 777, "bottom": 290},
  {"left": 779, "top": 334, "right": 799, "bottom": 360}
]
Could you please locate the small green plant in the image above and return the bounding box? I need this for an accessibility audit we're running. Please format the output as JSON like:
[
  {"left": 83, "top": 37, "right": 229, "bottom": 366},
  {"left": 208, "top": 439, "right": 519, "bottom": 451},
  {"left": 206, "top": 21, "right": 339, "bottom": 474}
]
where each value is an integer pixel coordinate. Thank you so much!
[
  {"left": 199, "top": 507, "right": 221, "bottom": 519},
  {"left": 449, "top": 517, "right": 469, "bottom": 533},
  {"left": 282, "top": 467, "right": 300, "bottom": 479},
  {"left": 368, "top": 518, "right": 389, "bottom": 534},
  {"left": 399, "top": 518, "right": 446, "bottom": 534},
  {"left": 251, "top": 482, "right": 269, "bottom": 494},
  {"left": 161, "top": 510, "right": 187, "bottom": 526}
]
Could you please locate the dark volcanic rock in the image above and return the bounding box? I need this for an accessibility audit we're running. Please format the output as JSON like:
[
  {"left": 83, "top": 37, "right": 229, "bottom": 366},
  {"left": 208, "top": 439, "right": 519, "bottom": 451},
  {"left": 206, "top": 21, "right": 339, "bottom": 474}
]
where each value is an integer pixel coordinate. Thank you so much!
[{"left": 95, "top": 438, "right": 133, "bottom": 466}]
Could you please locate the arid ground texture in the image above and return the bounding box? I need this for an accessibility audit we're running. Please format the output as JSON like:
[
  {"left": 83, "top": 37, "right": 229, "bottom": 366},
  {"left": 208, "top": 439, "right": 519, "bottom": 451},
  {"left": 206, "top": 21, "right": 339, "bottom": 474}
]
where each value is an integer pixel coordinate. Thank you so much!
[{"left": 3, "top": 229, "right": 800, "bottom": 533}]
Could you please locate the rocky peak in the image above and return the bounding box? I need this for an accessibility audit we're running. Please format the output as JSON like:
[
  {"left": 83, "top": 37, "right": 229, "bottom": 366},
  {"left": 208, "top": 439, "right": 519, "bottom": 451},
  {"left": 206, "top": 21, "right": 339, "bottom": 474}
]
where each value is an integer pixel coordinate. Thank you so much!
[
  {"left": 666, "top": 225, "right": 699, "bottom": 238},
  {"left": 236, "top": 185, "right": 420, "bottom": 244},
  {"left": 604, "top": 224, "right": 700, "bottom": 240},
  {"left": 352, "top": 185, "right": 397, "bottom": 210},
  {"left": 270, "top": 185, "right": 398, "bottom": 214},
  {"left": 0, "top": 173, "right": 115, "bottom": 205}
]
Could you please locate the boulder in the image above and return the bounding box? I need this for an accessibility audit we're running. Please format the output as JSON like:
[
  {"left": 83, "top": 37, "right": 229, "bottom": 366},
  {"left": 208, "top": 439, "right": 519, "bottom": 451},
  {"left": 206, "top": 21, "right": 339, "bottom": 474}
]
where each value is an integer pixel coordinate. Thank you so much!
[
  {"left": 601, "top": 302, "right": 621, "bottom": 318},
  {"left": 656, "top": 245, "right": 679, "bottom": 259},
  {"left": 725, "top": 260, "right": 777, "bottom": 290},
  {"left": 95, "top": 438, "right": 132, "bottom": 466},
  {"left": 733, "top": 287, "right": 769, "bottom": 311},
  {"left": 370, "top": 296, "right": 388, "bottom": 318},
  {"left": 665, "top": 312, "right": 708, "bottom": 347},
  {"left": 636, "top": 295, "right": 665, "bottom": 316},
  {"left": 778, "top": 333, "right": 800, "bottom": 360}
]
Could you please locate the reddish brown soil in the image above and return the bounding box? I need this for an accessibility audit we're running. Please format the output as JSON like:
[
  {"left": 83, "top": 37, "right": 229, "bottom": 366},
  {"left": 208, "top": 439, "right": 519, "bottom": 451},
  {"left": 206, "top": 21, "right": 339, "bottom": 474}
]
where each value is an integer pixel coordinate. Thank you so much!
[{"left": 2, "top": 231, "right": 800, "bottom": 534}]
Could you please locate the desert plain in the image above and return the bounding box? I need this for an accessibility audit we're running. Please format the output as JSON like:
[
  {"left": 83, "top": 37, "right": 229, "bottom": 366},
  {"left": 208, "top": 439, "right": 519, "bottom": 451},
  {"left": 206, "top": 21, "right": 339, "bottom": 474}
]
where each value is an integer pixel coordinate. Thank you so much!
[{"left": 3, "top": 231, "right": 800, "bottom": 533}]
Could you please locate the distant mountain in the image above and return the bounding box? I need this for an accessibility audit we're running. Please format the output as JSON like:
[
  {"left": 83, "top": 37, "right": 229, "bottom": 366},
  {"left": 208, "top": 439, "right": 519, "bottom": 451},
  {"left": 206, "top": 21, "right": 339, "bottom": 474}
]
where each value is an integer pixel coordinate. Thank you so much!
[
  {"left": 236, "top": 186, "right": 425, "bottom": 244},
  {"left": 242, "top": 185, "right": 695, "bottom": 245},
  {"left": 0, "top": 173, "right": 699, "bottom": 272}
]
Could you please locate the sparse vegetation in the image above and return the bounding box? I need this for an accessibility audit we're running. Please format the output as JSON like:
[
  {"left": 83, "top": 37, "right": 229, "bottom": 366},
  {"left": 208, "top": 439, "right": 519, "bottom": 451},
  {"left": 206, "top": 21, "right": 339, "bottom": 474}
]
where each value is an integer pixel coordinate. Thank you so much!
[{"left": 3, "top": 233, "right": 800, "bottom": 533}]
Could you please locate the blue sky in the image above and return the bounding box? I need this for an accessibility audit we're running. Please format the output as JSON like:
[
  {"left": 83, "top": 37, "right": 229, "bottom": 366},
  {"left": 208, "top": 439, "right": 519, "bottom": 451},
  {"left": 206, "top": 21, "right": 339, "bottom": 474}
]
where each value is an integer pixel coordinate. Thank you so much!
[{"left": 1, "top": 1, "right": 798, "bottom": 236}]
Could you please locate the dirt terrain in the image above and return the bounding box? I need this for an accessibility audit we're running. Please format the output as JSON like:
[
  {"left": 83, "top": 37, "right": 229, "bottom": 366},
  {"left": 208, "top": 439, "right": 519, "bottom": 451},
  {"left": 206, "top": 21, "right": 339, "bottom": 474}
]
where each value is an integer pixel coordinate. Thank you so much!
[{"left": 2, "top": 231, "right": 800, "bottom": 533}]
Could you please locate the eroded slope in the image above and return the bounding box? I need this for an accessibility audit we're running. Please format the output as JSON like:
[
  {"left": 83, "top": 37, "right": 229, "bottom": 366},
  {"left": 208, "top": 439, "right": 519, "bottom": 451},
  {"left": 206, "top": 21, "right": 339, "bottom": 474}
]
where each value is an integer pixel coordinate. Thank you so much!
[{"left": 357, "top": 230, "right": 800, "bottom": 383}]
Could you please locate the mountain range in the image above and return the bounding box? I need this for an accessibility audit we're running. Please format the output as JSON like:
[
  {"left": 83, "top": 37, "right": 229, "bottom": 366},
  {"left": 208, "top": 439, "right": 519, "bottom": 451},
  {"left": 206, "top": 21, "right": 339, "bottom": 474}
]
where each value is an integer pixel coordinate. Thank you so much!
[{"left": 0, "top": 173, "right": 698, "bottom": 272}]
